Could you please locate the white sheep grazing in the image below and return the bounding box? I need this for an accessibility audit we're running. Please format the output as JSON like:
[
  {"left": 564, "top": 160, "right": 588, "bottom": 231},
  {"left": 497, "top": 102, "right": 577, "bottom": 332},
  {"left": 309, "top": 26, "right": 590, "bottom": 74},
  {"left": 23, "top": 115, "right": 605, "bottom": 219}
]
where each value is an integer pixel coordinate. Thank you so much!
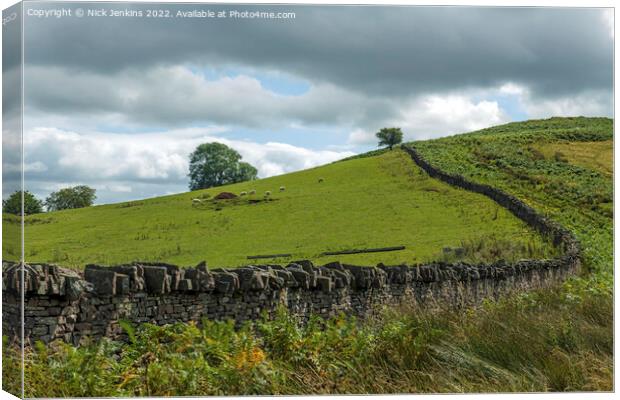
[
  {"left": 240, "top": 191, "right": 247, "bottom": 196},
  {"left": 249, "top": 189, "right": 256, "bottom": 195},
  {"left": 318, "top": 177, "right": 324, "bottom": 183},
  {"left": 264, "top": 191, "right": 271, "bottom": 197},
  {"left": 192, "top": 198, "right": 203, "bottom": 204},
  {"left": 279, "top": 186, "right": 285, "bottom": 192}
]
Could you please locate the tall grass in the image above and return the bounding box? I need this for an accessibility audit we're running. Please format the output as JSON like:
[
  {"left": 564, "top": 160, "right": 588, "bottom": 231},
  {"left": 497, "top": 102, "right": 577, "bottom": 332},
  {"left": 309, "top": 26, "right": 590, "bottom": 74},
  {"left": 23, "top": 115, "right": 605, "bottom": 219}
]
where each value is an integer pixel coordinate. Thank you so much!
[
  {"left": 3, "top": 281, "right": 612, "bottom": 396},
  {"left": 437, "top": 233, "right": 559, "bottom": 264}
]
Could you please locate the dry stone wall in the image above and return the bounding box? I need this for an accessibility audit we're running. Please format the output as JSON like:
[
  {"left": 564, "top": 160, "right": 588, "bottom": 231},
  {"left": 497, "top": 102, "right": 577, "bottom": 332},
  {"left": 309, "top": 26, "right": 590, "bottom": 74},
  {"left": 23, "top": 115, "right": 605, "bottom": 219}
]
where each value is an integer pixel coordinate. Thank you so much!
[{"left": 2, "top": 146, "right": 581, "bottom": 345}]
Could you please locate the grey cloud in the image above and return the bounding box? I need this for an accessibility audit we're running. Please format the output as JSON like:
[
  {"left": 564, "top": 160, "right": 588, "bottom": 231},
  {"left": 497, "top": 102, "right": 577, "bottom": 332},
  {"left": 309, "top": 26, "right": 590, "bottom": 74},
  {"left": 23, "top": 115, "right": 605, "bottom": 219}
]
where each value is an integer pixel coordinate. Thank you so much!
[
  {"left": 3, "top": 3, "right": 23, "bottom": 198},
  {"left": 23, "top": 5, "right": 612, "bottom": 100},
  {"left": 23, "top": 65, "right": 397, "bottom": 129},
  {"left": 8, "top": 4, "right": 614, "bottom": 203},
  {"left": 3, "top": 2, "right": 22, "bottom": 73}
]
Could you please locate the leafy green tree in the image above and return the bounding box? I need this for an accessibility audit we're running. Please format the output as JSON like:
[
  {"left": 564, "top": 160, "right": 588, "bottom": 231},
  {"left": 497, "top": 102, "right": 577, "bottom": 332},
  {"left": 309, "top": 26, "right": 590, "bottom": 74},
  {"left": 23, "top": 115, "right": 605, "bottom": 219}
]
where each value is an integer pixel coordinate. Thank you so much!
[
  {"left": 2, "top": 190, "right": 44, "bottom": 215},
  {"left": 45, "top": 185, "right": 96, "bottom": 211},
  {"left": 376, "top": 127, "right": 404, "bottom": 150},
  {"left": 188, "top": 142, "right": 258, "bottom": 191}
]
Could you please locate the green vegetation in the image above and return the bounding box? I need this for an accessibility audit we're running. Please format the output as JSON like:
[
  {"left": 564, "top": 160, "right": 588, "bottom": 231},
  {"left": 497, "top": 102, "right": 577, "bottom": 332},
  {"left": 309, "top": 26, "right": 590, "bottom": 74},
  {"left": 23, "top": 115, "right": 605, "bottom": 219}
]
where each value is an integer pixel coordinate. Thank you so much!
[
  {"left": 414, "top": 116, "right": 612, "bottom": 280},
  {"left": 188, "top": 142, "right": 258, "bottom": 191},
  {"left": 4, "top": 286, "right": 612, "bottom": 396},
  {"left": 9, "top": 150, "right": 551, "bottom": 268},
  {"left": 411, "top": 115, "right": 613, "bottom": 389},
  {"left": 45, "top": 185, "right": 97, "bottom": 212},
  {"left": 2, "top": 117, "right": 613, "bottom": 394},
  {"left": 2, "top": 190, "right": 43, "bottom": 215},
  {"left": 531, "top": 140, "right": 613, "bottom": 177},
  {"left": 376, "top": 127, "right": 404, "bottom": 150},
  {"left": 2, "top": 213, "right": 20, "bottom": 262}
]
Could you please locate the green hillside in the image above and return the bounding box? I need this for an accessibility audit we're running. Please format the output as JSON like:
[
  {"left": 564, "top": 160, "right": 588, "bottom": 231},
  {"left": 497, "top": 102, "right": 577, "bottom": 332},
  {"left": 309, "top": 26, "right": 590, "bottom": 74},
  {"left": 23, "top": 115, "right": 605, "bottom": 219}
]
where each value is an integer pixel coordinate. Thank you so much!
[
  {"left": 414, "top": 116, "right": 613, "bottom": 278},
  {"left": 4, "top": 149, "right": 553, "bottom": 268},
  {"left": 4, "top": 117, "right": 614, "bottom": 396}
]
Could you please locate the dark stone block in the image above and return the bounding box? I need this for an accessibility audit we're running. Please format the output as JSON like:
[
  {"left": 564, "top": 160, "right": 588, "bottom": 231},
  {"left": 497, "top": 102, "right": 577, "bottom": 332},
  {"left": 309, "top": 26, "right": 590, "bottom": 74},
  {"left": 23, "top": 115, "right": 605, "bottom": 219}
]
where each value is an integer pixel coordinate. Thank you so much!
[
  {"left": 331, "top": 269, "right": 352, "bottom": 287},
  {"left": 237, "top": 269, "right": 267, "bottom": 291},
  {"left": 372, "top": 268, "right": 387, "bottom": 288},
  {"left": 274, "top": 269, "right": 297, "bottom": 287},
  {"left": 293, "top": 260, "right": 314, "bottom": 271},
  {"left": 213, "top": 272, "right": 239, "bottom": 294},
  {"left": 84, "top": 267, "right": 117, "bottom": 295},
  {"left": 178, "top": 279, "right": 193, "bottom": 291},
  {"left": 287, "top": 267, "right": 311, "bottom": 289},
  {"left": 268, "top": 275, "right": 285, "bottom": 290},
  {"left": 316, "top": 276, "right": 333, "bottom": 292},
  {"left": 64, "top": 275, "right": 86, "bottom": 300},
  {"left": 323, "top": 261, "right": 344, "bottom": 271},
  {"left": 115, "top": 274, "right": 130, "bottom": 295},
  {"left": 111, "top": 265, "right": 145, "bottom": 291},
  {"left": 142, "top": 266, "right": 170, "bottom": 294},
  {"left": 342, "top": 264, "right": 374, "bottom": 289}
]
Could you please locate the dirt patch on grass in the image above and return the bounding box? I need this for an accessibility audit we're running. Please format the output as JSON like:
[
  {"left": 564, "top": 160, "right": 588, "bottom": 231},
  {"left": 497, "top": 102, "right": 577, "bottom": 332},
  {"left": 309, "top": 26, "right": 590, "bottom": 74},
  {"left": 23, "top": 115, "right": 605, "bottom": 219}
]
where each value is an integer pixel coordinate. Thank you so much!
[{"left": 213, "top": 192, "right": 238, "bottom": 200}]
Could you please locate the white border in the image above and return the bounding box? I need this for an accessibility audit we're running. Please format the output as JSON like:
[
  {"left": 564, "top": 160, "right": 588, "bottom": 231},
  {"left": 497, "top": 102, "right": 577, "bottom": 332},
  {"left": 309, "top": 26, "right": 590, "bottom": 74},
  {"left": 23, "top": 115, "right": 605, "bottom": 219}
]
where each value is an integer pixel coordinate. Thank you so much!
[{"left": 0, "top": 1, "right": 616, "bottom": 399}]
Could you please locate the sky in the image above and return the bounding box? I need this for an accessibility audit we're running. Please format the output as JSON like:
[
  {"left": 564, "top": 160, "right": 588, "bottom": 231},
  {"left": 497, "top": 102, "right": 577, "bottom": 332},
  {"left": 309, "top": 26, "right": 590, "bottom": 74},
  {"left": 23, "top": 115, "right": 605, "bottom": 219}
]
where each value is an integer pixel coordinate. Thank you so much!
[{"left": 2, "top": 4, "right": 614, "bottom": 204}]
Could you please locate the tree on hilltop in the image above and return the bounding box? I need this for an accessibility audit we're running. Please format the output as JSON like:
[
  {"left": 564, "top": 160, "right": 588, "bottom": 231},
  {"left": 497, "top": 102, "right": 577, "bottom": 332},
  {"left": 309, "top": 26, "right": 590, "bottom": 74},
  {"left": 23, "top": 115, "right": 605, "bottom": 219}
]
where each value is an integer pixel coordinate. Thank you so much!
[
  {"left": 2, "top": 191, "right": 44, "bottom": 215},
  {"left": 376, "top": 127, "right": 404, "bottom": 150},
  {"left": 45, "top": 185, "right": 97, "bottom": 211},
  {"left": 188, "top": 142, "right": 258, "bottom": 191}
]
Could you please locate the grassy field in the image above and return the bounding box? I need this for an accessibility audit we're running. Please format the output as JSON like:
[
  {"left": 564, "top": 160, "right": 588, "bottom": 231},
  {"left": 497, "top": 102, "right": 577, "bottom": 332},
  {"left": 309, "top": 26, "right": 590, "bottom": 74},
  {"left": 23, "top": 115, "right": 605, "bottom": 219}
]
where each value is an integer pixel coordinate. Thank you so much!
[
  {"left": 2, "top": 117, "right": 613, "bottom": 395},
  {"left": 532, "top": 140, "right": 613, "bottom": 177},
  {"left": 5, "top": 149, "right": 552, "bottom": 268},
  {"left": 1, "top": 215, "right": 19, "bottom": 262},
  {"left": 414, "top": 116, "right": 613, "bottom": 278}
]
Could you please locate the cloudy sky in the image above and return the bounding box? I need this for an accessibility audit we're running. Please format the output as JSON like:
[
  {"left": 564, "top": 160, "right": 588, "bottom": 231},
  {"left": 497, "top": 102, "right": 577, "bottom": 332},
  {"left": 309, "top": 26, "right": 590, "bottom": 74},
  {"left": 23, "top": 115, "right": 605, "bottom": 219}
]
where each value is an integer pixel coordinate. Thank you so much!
[{"left": 3, "top": 4, "right": 614, "bottom": 204}]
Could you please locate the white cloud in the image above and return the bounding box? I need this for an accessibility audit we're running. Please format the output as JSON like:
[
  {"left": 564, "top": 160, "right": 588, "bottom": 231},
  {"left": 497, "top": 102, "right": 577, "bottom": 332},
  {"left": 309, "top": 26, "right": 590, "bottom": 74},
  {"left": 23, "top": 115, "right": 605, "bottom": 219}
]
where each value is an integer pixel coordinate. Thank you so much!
[
  {"left": 408, "top": 95, "right": 507, "bottom": 134},
  {"left": 347, "top": 93, "right": 510, "bottom": 144},
  {"left": 105, "top": 184, "right": 133, "bottom": 193},
  {"left": 230, "top": 141, "right": 355, "bottom": 177},
  {"left": 347, "top": 128, "right": 375, "bottom": 146},
  {"left": 499, "top": 82, "right": 526, "bottom": 96},
  {"left": 344, "top": 83, "right": 612, "bottom": 146},
  {"left": 497, "top": 83, "right": 612, "bottom": 119},
  {"left": 522, "top": 91, "right": 613, "bottom": 119},
  {"left": 20, "top": 126, "right": 355, "bottom": 203}
]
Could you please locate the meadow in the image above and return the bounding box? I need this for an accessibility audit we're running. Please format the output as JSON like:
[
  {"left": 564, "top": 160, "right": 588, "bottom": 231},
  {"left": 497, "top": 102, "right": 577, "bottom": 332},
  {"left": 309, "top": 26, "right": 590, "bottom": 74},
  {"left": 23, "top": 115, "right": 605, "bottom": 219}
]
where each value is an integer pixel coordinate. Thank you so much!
[
  {"left": 2, "top": 117, "right": 613, "bottom": 395},
  {"left": 5, "top": 150, "right": 552, "bottom": 268},
  {"left": 414, "top": 117, "right": 613, "bottom": 279}
]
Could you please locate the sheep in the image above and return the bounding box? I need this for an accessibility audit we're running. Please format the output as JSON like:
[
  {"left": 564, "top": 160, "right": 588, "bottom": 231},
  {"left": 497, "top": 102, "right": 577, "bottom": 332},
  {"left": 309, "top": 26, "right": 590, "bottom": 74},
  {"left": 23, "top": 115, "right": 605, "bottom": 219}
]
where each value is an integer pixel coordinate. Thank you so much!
[
  {"left": 249, "top": 189, "right": 256, "bottom": 195},
  {"left": 318, "top": 177, "right": 324, "bottom": 183},
  {"left": 264, "top": 191, "right": 271, "bottom": 197},
  {"left": 240, "top": 191, "right": 247, "bottom": 196},
  {"left": 279, "top": 186, "right": 286, "bottom": 192},
  {"left": 192, "top": 198, "right": 203, "bottom": 205}
]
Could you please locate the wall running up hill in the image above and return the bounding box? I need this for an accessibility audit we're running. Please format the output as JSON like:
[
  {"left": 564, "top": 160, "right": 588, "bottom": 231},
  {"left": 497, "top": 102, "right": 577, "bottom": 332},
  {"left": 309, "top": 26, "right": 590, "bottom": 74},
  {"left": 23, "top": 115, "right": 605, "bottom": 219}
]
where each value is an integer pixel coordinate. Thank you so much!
[{"left": 2, "top": 146, "right": 581, "bottom": 346}]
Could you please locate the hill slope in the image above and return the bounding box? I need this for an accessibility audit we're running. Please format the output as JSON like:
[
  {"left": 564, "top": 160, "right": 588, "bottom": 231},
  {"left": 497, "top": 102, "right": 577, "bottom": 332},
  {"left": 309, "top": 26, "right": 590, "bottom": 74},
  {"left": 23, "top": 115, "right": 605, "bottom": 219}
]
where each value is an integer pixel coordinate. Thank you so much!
[
  {"left": 414, "top": 116, "right": 613, "bottom": 278},
  {"left": 4, "top": 117, "right": 613, "bottom": 396},
  {"left": 5, "top": 150, "right": 551, "bottom": 268}
]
